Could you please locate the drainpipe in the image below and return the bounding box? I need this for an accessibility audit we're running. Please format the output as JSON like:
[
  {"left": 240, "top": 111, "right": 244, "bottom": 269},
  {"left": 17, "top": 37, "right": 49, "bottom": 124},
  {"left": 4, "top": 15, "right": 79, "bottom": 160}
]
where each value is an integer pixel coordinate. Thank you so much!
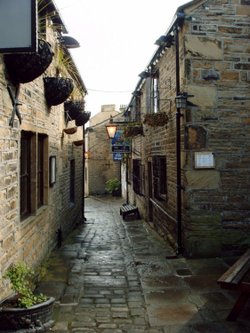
[
  {"left": 174, "top": 24, "right": 183, "bottom": 256},
  {"left": 82, "top": 124, "right": 86, "bottom": 221}
]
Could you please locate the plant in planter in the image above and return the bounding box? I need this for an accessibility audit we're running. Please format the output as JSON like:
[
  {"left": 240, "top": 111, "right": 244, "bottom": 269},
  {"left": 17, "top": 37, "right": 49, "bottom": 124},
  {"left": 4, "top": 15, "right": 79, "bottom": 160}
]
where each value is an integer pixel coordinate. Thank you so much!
[
  {"left": 0, "top": 262, "right": 55, "bottom": 331},
  {"left": 105, "top": 178, "right": 121, "bottom": 196},
  {"left": 143, "top": 112, "right": 169, "bottom": 127}
]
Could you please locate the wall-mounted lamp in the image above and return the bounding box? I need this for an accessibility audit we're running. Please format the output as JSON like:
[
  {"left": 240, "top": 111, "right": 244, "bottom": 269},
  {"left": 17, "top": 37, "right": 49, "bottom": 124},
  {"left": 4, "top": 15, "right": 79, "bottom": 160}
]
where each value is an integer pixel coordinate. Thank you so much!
[
  {"left": 132, "top": 90, "right": 142, "bottom": 97},
  {"left": 155, "top": 35, "right": 174, "bottom": 47},
  {"left": 175, "top": 94, "right": 187, "bottom": 109},
  {"left": 175, "top": 93, "right": 194, "bottom": 109},
  {"left": 138, "top": 70, "right": 151, "bottom": 79},
  {"left": 177, "top": 12, "right": 195, "bottom": 22},
  {"left": 106, "top": 116, "right": 117, "bottom": 139},
  {"left": 59, "top": 35, "right": 80, "bottom": 48}
]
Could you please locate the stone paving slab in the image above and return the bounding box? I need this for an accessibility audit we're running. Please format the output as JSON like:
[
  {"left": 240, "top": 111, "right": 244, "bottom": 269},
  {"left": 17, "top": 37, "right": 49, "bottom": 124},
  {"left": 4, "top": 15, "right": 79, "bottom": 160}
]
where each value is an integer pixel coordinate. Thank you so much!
[{"left": 36, "top": 196, "right": 250, "bottom": 333}]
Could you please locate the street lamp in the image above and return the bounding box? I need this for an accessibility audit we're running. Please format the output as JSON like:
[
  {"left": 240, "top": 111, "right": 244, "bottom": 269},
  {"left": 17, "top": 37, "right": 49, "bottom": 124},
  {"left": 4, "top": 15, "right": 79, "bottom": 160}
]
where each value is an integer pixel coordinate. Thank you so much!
[{"left": 106, "top": 116, "right": 117, "bottom": 139}]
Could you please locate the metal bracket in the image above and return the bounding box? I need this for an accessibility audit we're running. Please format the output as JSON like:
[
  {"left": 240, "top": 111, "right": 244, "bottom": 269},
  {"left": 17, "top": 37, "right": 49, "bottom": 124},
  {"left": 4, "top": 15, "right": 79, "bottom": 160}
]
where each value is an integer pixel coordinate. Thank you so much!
[{"left": 7, "top": 84, "right": 22, "bottom": 127}]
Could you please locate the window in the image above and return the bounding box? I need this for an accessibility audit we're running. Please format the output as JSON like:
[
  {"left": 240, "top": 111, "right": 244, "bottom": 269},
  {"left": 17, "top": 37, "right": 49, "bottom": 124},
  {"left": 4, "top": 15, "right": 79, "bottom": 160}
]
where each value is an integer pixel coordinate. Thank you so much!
[
  {"left": 152, "top": 156, "right": 167, "bottom": 200},
  {"left": 70, "top": 159, "right": 75, "bottom": 203},
  {"left": 38, "top": 134, "right": 45, "bottom": 207},
  {"left": 20, "top": 132, "right": 32, "bottom": 217},
  {"left": 146, "top": 71, "right": 159, "bottom": 113},
  {"left": 152, "top": 76, "right": 159, "bottom": 113},
  {"left": 135, "top": 95, "right": 141, "bottom": 122},
  {"left": 20, "top": 131, "right": 48, "bottom": 220},
  {"left": 133, "top": 159, "right": 144, "bottom": 195}
]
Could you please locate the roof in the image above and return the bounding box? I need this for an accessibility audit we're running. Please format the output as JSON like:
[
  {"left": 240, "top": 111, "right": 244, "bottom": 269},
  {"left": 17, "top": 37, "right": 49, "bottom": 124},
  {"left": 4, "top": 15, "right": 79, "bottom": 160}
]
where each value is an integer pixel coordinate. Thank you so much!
[
  {"left": 125, "top": 0, "right": 203, "bottom": 113},
  {"left": 39, "top": 1, "right": 87, "bottom": 94}
]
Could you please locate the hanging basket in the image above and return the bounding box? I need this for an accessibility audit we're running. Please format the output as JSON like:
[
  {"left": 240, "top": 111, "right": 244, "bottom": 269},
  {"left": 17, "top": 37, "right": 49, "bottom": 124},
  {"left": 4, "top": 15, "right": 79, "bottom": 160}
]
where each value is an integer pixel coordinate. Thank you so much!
[
  {"left": 4, "top": 39, "right": 54, "bottom": 84},
  {"left": 73, "top": 140, "right": 84, "bottom": 146},
  {"left": 64, "top": 100, "right": 85, "bottom": 119},
  {"left": 124, "top": 125, "right": 143, "bottom": 137},
  {"left": 143, "top": 112, "right": 169, "bottom": 127},
  {"left": 44, "top": 77, "right": 74, "bottom": 106},
  {"left": 75, "top": 111, "right": 91, "bottom": 126},
  {"left": 63, "top": 127, "right": 77, "bottom": 135}
]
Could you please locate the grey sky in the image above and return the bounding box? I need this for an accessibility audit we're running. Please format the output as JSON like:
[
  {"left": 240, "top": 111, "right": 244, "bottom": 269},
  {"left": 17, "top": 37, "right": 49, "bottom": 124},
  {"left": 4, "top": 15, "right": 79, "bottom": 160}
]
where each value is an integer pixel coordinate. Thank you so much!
[{"left": 55, "top": 0, "right": 189, "bottom": 115}]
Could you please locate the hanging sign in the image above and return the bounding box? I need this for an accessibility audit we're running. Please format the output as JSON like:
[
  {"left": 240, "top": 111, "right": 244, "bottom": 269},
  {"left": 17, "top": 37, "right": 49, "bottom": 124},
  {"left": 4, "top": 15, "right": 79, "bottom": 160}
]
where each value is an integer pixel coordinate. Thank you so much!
[
  {"left": 0, "top": 0, "right": 37, "bottom": 53},
  {"left": 111, "top": 129, "right": 131, "bottom": 154}
]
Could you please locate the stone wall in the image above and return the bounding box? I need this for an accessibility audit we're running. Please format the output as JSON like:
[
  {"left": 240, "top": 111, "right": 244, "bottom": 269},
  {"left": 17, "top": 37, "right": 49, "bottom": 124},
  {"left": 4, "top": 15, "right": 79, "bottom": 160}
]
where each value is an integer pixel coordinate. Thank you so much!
[
  {"left": 182, "top": 0, "right": 250, "bottom": 256},
  {"left": 128, "top": 0, "right": 250, "bottom": 257},
  {"left": 0, "top": 21, "right": 86, "bottom": 298},
  {"left": 87, "top": 106, "right": 121, "bottom": 195}
]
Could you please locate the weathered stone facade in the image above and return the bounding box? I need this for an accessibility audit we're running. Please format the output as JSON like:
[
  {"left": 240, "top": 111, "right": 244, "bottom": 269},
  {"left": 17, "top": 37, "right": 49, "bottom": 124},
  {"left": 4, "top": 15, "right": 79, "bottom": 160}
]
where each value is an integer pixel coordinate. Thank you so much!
[
  {"left": 0, "top": 1, "right": 87, "bottom": 300},
  {"left": 125, "top": 0, "right": 250, "bottom": 257},
  {"left": 86, "top": 105, "right": 122, "bottom": 195}
]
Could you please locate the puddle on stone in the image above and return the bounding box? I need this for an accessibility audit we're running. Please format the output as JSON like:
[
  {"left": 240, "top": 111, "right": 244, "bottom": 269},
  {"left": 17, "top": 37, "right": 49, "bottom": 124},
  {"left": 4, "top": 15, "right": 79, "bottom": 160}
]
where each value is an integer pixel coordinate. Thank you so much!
[{"left": 176, "top": 268, "right": 192, "bottom": 276}]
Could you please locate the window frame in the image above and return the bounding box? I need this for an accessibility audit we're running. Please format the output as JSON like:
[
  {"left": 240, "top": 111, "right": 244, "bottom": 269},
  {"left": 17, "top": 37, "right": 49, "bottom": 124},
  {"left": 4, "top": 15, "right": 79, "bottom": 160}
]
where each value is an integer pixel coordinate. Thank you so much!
[
  {"left": 132, "top": 159, "right": 144, "bottom": 196},
  {"left": 152, "top": 155, "right": 167, "bottom": 201},
  {"left": 20, "top": 130, "right": 48, "bottom": 220},
  {"left": 70, "top": 159, "right": 75, "bottom": 203}
]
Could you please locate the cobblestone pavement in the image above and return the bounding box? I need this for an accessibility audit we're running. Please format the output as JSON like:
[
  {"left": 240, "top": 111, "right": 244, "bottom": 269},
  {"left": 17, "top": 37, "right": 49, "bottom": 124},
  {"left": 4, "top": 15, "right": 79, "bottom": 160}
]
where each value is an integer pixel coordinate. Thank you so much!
[{"left": 37, "top": 196, "right": 250, "bottom": 333}]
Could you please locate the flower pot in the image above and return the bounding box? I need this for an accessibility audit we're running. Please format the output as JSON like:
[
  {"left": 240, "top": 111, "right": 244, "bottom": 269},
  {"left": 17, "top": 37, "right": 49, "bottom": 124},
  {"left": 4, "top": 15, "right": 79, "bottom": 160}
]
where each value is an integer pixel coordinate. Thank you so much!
[
  {"left": 44, "top": 77, "right": 74, "bottom": 106},
  {"left": 63, "top": 127, "right": 77, "bottom": 135},
  {"left": 64, "top": 100, "right": 85, "bottom": 119},
  {"left": 4, "top": 39, "right": 54, "bottom": 84},
  {"left": 75, "top": 111, "right": 91, "bottom": 126},
  {"left": 0, "top": 296, "right": 55, "bottom": 330}
]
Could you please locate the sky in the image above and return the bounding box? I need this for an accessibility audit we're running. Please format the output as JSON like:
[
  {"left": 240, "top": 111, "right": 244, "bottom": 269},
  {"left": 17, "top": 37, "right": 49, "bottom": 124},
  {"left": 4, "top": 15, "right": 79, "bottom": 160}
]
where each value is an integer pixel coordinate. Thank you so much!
[{"left": 54, "top": 0, "right": 190, "bottom": 116}]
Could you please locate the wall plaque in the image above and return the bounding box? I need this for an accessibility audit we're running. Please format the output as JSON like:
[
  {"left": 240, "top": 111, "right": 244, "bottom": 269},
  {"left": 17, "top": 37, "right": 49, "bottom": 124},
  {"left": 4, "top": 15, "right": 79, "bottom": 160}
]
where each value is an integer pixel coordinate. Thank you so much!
[{"left": 194, "top": 152, "right": 215, "bottom": 169}]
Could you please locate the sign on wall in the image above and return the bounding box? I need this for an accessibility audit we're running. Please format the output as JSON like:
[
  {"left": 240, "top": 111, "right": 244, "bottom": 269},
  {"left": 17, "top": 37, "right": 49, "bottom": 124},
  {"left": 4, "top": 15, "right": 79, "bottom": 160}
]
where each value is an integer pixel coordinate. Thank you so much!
[
  {"left": 111, "top": 129, "right": 131, "bottom": 154},
  {"left": 0, "top": 0, "right": 37, "bottom": 53}
]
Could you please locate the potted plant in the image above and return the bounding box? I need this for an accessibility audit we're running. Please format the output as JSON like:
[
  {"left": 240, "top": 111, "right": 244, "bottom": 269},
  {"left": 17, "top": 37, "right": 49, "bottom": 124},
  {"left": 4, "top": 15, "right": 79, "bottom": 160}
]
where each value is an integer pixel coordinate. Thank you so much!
[
  {"left": 0, "top": 262, "right": 55, "bottom": 331},
  {"left": 105, "top": 178, "right": 121, "bottom": 196}
]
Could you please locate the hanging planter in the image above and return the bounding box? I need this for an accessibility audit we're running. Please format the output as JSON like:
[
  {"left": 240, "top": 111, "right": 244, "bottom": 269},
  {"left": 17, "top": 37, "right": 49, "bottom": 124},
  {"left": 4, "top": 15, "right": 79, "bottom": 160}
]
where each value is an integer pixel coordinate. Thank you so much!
[
  {"left": 75, "top": 111, "right": 91, "bottom": 126},
  {"left": 124, "top": 125, "right": 143, "bottom": 137},
  {"left": 4, "top": 39, "right": 54, "bottom": 84},
  {"left": 73, "top": 140, "right": 84, "bottom": 146},
  {"left": 44, "top": 77, "right": 74, "bottom": 106},
  {"left": 143, "top": 112, "right": 169, "bottom": 127},
  {"left": 64, "top": 100, "right": 85, "bottom": 119},
  {"left": 63, "top": 126, "right": 77, "bottom": 135}
]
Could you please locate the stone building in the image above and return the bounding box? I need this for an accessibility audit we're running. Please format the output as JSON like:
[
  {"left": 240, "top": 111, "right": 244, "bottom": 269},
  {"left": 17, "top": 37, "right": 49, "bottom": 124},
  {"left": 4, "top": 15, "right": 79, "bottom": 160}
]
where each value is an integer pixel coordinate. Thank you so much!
[
  {"left": 86, "top": 105, "right": 124, "bottom": 195},
  {"left": 124, "top": 0, "right": 250, "bottom": 257},
  {"left": 0, "top": 0, "right": 88, "bottom": 299}
]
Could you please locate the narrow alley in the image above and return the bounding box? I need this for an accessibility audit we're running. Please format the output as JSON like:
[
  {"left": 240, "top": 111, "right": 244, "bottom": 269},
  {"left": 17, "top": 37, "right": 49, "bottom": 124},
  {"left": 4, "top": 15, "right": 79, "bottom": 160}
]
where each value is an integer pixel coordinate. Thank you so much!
[{"left": 37, "top": 196, "right": 250, "bottom": 333}]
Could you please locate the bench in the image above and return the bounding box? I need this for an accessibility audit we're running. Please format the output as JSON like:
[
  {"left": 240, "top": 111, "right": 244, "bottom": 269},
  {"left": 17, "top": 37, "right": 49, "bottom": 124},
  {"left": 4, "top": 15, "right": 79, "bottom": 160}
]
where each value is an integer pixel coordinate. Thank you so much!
[
  {"left": 217, "top": 248, "right": 250, "bottom": 321},
  {"left": 120, "top": 204, "right": 140, "bottom": 220}
]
